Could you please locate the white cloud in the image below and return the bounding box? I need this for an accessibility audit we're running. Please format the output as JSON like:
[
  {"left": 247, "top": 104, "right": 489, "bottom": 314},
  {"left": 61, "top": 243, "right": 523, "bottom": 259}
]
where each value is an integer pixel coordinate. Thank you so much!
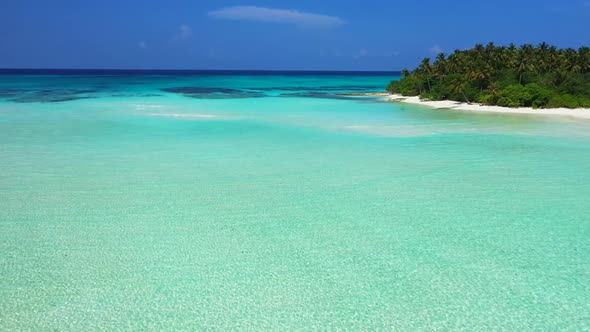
[
  {"left": 208, "top": 6, "right": 345, "bottom": 28},
  {"left": 430, "top": 45, "right": 443, "bottom": 54},
  {"left": 139, "top": 41, "right": 147, "bottom": 49},
  {"left": 174, "top": 24, "right": 193, "bottom": 40}
]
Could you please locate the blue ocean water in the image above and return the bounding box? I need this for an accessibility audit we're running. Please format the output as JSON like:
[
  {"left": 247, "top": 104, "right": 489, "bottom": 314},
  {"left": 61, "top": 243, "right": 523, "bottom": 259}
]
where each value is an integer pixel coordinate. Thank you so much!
[{"left": 0, "top": 70, "right": 589, "bottom": 330}]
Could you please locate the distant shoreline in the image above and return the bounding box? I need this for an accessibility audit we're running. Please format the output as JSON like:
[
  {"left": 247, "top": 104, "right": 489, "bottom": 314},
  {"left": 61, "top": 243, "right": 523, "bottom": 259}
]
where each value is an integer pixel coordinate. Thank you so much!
[{"left": 386, "top": 94, "right": 590, "bottom": 120}]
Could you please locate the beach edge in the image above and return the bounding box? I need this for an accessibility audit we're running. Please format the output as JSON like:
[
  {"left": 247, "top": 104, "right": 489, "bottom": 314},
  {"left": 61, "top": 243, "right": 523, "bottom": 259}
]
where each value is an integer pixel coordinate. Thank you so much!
[{"left": 386, "top": 94, "right": 590, "bottom": 120}]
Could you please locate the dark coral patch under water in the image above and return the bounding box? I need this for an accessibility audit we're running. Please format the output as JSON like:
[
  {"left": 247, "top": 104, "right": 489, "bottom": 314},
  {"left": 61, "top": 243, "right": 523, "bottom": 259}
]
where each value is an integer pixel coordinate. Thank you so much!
[
  {"left": 0, "top": 89, "right": 30, "bottom": 98},
  {"left": 160, "top": 87, "right": 265, "bottom": 99},
  {"left": 2, "top": 88, "right": 98, "bottom": 103},
  {"left": 111, "top": 93, "right": 162, "bottom": 98},
  {"left": 279, "top": 92, "right": 368, "bottom": 100},
  {"left": 247, "top": 85, "right": 384, "bottom": 92}
]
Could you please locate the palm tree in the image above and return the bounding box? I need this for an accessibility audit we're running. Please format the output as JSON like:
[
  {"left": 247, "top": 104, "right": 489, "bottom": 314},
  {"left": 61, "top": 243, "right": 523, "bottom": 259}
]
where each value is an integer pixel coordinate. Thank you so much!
[
  {"left": 562, "top": 48, "right": 581, "bottom": 73},
  {"left": 449, "top": 77, "right": 470, "bottom": 103},
  {"left": 413, "top": 70, "right": 424, "bottom": 95},
  {"left": 547, "top": 45, "right": 559, "bottom": 72},
  {"left": 418, "top": 58, "right": 433, "bottom": 95},
  {"left": 401, "top": 69, "right": 411, "bottom": 78},
  {"left": 536, "top": 42, "right": 550, "bottom": 73},
  {"left": 484, "top": 42, "right": 500, "bottom": 71},
  {"left": 467, "top": 60, "right": 492, "bottom": 91},
  {"left": 433, "top": 53, "right": 447, "bottom": 81},
  {"left": 517, "top": 44, "right": 535, "bottom": 84},
  {"left": 507, "top": 43, "right": 518, "bottom": 69},
  {"left": 579, "top": 47, "right": 590, "bottom": 73}
]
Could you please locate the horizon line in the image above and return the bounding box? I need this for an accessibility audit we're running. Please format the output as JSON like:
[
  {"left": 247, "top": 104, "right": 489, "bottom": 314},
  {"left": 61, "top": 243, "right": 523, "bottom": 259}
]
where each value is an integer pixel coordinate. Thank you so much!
[{"left": 0, "top": 68, "right": 401, "bottom": 74}]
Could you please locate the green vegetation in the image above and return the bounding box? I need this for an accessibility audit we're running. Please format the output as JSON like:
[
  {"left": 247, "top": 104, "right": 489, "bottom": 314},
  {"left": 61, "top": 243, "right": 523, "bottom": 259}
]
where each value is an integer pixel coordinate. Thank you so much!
[{"left": 387, "top": 43, "right": 590, "bottom": 108}]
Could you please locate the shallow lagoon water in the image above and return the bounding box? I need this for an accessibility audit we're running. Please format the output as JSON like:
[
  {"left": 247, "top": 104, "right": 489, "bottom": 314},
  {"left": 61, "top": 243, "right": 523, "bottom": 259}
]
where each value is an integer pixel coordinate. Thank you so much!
[{"left": 0, "top": 71, "right": 589, "bottom": 330}]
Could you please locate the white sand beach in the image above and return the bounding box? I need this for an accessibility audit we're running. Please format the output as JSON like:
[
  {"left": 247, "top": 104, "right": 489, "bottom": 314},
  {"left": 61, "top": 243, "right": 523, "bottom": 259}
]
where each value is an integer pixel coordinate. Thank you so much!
[{"left": 387, "top": 94, "right": 590, "bottom": 120}]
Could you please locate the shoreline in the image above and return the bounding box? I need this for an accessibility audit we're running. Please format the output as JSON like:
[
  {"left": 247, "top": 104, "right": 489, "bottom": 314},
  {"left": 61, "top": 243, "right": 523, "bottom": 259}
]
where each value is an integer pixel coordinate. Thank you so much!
[{"left": 386, "top": 94, "right": 590, "bottom": 120}]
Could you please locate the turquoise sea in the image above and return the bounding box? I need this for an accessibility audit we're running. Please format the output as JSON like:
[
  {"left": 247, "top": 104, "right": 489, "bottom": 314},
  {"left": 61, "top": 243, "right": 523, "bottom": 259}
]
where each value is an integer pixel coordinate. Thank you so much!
[{"left": 0, "top": 70, "right": 589, "bottom": 330}]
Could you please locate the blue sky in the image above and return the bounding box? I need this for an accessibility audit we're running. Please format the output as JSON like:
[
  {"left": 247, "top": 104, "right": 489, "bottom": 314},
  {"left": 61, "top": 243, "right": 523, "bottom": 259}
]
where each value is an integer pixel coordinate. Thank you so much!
[{"left": 1, "top": 0, "right": 589, "bottom": 70}]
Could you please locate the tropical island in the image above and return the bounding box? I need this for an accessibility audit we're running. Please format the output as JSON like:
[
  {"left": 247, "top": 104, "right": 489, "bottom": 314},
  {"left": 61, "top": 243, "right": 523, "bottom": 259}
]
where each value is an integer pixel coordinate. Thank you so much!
[{"left": 386, "top": 43, "right": 590, "bottom": 111}]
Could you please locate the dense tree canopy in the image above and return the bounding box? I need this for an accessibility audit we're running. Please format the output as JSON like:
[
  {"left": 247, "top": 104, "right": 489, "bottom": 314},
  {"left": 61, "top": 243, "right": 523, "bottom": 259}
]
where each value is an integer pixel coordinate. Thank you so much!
[{"left": 387, "top": 43, "right": 590, "bottom": 108}]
